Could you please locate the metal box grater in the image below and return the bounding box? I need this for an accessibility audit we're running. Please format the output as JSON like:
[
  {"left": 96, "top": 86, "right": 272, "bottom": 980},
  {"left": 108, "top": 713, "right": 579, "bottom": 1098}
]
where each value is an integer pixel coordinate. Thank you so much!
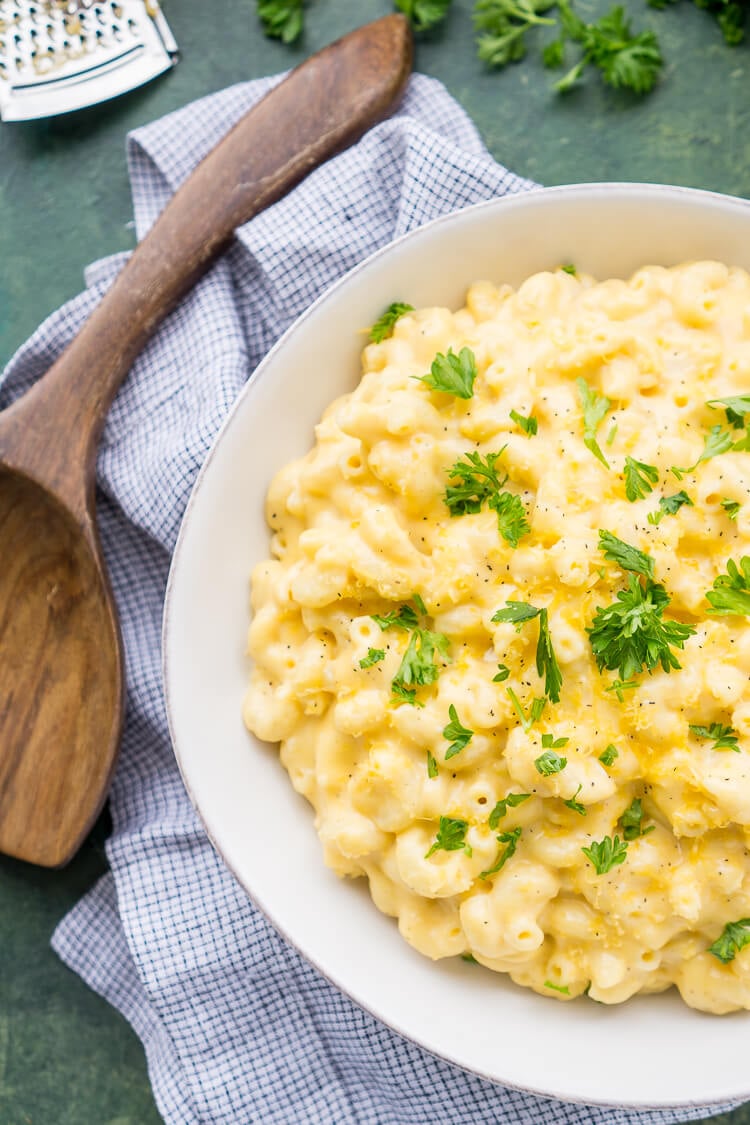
[{"left": 0, "top": 0, "right": 178, "bottom": 122}]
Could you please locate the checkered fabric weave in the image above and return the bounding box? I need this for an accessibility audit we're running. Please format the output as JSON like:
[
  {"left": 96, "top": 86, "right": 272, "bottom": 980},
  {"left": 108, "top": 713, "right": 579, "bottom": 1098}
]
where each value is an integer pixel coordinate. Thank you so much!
[{"left": 1, "top": 74, "right": 742, "bottom": 1124}]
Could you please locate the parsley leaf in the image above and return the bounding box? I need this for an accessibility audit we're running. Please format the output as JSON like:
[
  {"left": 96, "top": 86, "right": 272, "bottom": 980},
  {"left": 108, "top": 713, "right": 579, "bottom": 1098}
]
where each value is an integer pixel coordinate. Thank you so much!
[
  {"left": 479, "top": 826, "right": 522, "bottom": 879},
  {"left": 445, "top": 450, "right": 507, "bottom": 515},
  {"left": 493, "top": 663, "right": 511, "bottom": 682},
  {"left": 706, "top": 557, "right": 750, "bottom": 617},
  {"left": 671, "top": 425, "right": 734, "bottom": 478},
  {"left": 257, "top": 0, "right": 305, "bottom": 43},
  {"left": 689, "top": 722, "right": 740, "bottom": 752},
  {"left": 647, "top": 490, "right": 693, "bottom": 526},
  {"left": 598, "top": 529, "right": 654, "bottom": 578},
  {"left": 624, "top": 456, "right": 658, "bottom": 502},
  {"left": 507, "top": 687, "right": 546, "bottom": 731},
  {"left": 541, "top": 731, "right": 569, "bottom": 749},
  {"left": 443, "top": 705, "right": 474, "bottom": 760},
  {"left": 708, "top": 918, "right": 750, "bottom": 964},
  {"left": 510, "top": 408, "right": 538, "bottom": 436},
  {"left": 395, "top": 0, "right": 453, "bottom": 32},
  {"left": 474, "top": 0, "right": 556, "bottom": 69},
  {"left": 560, "top": 263, "right": 577, "bottom": 275},
  {"left": 582, "top": 834, "right": 628, "bottom": 874},
  {"left": 492, "top": 601, "right": 541, "bottom": 629},
  {"left": 599, "top": 743, "right": 619, "bottom": 766},
  {"left": 427, "top": 749, "right": 439, "bottom": 778},
  {"left": 555, "top": 1, "right": 662, "bottom": 95},
  {"left": 391, "top": 682, "right": 423, "bottom": 707},
  {"left": 707, "top": 394, "right": 750, "bottom": 425},
  {"left": 576, "top": 377, "right": 611, "bottom": 468},
  {"left": 535, "top": 748, "right": 567, "bottom": 775},
  {"left": 563, "top": 783, "right": 587, "bottom": 815},
  {"left": 368, "top": 301, "right": 415, "bottom": 344},
  {"left": 359, "top": 648, "right": 385, "bottom": 669},
  {"left": 619, "top": 797, "right": 654, "bottom": 840},
  {"left": 372, "top": 602, "right": 420, "bottom": 631},
  {"left": 488, "top": 792, "right": 530, "bottom": 829},
  {"left": 425, "top": 816, "right": 472, "bottom": 858},
  {"left": 490, "top": 489, "right": 532, "bottom": 548},
  {"left": 418, "top": 347, "right": 478, "bottom": 399},
  {"left": 392, "top": 627, "right": 450, "bottom": 703},
  {"left": 544, "top": 980, "right": 571, "bottom": 994},
  {"left": 605, "top": 678, "right": 640, "bottom": 701},
  {"left": 588, "top": 574, "right": 696, "bottom": 679},
  {"left": 721, "top": 499, "right": 741, "bottom": 521}
]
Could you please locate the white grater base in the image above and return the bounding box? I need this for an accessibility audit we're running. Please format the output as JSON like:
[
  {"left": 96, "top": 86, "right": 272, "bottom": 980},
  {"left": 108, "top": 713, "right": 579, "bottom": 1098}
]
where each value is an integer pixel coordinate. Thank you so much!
[{"left": 0, "top": 0, "right": 178, "bottom": 122}]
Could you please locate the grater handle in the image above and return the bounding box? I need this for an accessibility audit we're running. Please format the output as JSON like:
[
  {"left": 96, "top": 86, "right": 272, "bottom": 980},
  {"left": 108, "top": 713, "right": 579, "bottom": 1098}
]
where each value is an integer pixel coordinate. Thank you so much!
[{"left": 0, "top": 15, "right": 412, "bottom": 519}]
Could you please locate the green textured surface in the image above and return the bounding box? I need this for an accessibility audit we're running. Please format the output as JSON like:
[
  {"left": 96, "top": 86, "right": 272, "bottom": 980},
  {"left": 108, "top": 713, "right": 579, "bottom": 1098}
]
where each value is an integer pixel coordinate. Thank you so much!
[{"left": 2, "top": 1, "right": 750, "bottom": 1121}]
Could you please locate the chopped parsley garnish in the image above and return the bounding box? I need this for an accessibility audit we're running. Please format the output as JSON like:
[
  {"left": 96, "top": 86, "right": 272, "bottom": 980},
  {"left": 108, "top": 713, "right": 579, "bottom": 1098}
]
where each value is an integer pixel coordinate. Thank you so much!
[
  {"left": 588, "top": 574, "right": 695, "bottom": 679},
  {"left": 619, "top": 797, "right": 654, "bottom": 840},
  {"left": 560, "top": 263, "right": 577, "bottom": 276},
  {"left": 647, "top": 490, "right": 693, "bottom": 526},
  {"left": 582, "top": 833, "right": 628, "bottom": 874},
  {"left": 372, "top": 602, "right": 420, "bottom": 631},
  {"left": 598, "top": 529, "right": 654, "bottom": 578},
  {"left": 624, "top": 456, "right": 658, "bottom": 502},
  {"left": 489, "top": 489, "right": 532, "bottom": 548},
  {"left": 671, "top": 425, "right": 734, "bottom": 479},
  {"left": 444, "top": 450, "right": 506, "bottom": 515},
  {"left": 576, "top": 376, "right": 611, "bottom": 468},
  {"left": 425, "top": 816, "right": 472, "bottom": 858},
  {"left": 359, "top": 648, "right": 385, "bottom": 669},
  {"left": 391, "top": 682, "right": 423, "bottom": 707},
  {"left": 541, "top": 731, "right": 569, "bottom": 749},
  {"left": 257, "top": 0, "right": 304, "bottom": 43},
  {"left": 506, "top": 687, "right": 546, "bottom": 731},
  {"left": 535, "top": 748, "right": 568, "bottom": 775},
  {"left": 708, "top": 918, "right": 750, "bottom": 964},
  {"left": 368, "top": 301, "right": 415, "bottom": 343},
  {"left": 510, "top": 409, "right": 538, "bottom": 436},
  {"left": 426, "top": 749, "right": 439, "bottom": 778},
  {"left": 392, "top": 627, "right": 450, "bottom": 704},
  {"left": 395, "top": 0, "right": 452, "bottom": 32},
  {"left": 689, "top": 722, "right": 740, "bottom": 752},
  {"left": 418, "top": 346, "right": 478, "bottom": 399},
  {"left": 479, "top": 826, "right": 522, "bottom": 879},
  {"left": 492, "top": 663, "right": 511, "bottom": 682},
  {"left": 563, "top": 784, "right": 587, "bottom": 815},
  {"left": 721, "top": 499, "right": 741, "bottom": 521},
  {"left": 599, "top": 743, "right": 619, "bottom": 766},
  {"left": 605, "top": 678, "right": 640, "bottom": 701},
  {"left": 606, "top": 422, "right": 618, "bottom": 447},
  {"left": 491, "top": 601, "right": 562, "bottom": 702},
  {"left": 707, "top": 394, "right": 750, "bottom": 427},
  {"left": 706, "top": 557, "right": 750, "bottom": 617},
  {"left": 488, "top": 792, "right": 530, "bottom": 829},
  {"left": 443, "top": 705, "right": 474, "bottom": 759},
  {"left": 544, "top": 980, "right": 571, "bottom": 994}
]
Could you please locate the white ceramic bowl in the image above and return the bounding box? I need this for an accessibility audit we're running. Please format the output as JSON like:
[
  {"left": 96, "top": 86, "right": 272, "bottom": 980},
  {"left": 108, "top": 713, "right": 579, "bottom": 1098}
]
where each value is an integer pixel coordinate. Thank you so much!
[{"left": 164, "top": 183, "right": 750, "bottom": 1109}]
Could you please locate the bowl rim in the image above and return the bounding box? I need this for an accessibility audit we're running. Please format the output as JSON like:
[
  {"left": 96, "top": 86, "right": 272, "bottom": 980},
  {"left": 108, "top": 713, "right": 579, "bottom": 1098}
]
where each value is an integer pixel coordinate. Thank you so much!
[{"left": 163, "top": 180, "right": 750, "bottom": 1110}]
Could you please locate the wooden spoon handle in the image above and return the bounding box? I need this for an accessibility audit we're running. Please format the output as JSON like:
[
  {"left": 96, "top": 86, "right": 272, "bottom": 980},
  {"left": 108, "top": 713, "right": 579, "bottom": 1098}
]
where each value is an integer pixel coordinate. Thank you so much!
[{"left": 0, "top": 15, "right": 412, "bottom": 516}]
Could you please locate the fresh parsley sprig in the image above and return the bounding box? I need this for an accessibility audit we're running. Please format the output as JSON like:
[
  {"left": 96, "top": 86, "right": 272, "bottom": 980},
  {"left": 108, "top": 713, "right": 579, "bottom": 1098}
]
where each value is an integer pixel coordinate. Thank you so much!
[
  {"left": 492, "top": 601, "right": 562, "bottom": 702},
  {"left": 619, "top": 797, "right": 654, "bottom": 840},
  {"left": 479, "top": 826, "right": 522, "bottom": 879},
  {"left": 689, "top": 722, "right": 740, "bottom": 752},
  {"left": 648, "top": 490, "right": 693, "bottom": 526},
  {"left": 598, "top": 529, "right": 654, "bottom": 578},
  {"left": 475, "top": 0, "right": 556, "bottom": 68},
  {"left": 443, "top": 705, "right": 474, "bottom": 759},
  {"left": 624, "top": 456, "right": 658, "bottom": 501},
  {"left": 368, "top": 302, "right": 415, "bottom": 344},
  {"left": 444, "top": 450, "right": 530, "bottom": 547},
  {"left": 392, "top": 628, "right": 450, "bottom": 703},
  {"left": 425, "top": 816, "right": 472, "bottom": 858},
  {"left": 576, "top": 377, "right": 611, "bottom": 468},
  {"left": 671, "top": 425, "right": 734, "bottom": 479},
  {"left": 706, "top": 557, "right": 750, "bottom": 617},
  {"left": 359, "top": 648, "right": 385, "bottom": 669},
  {"left": 257, "top": 0, "right": 305, "bottom": 43},
  {"left": 488, "top": 792, "right": 530, "bottom": 828},
  {"left": 588, "top": 574, "right": 695, "bottom": 679},
  {"left": 396, "top": 0, "right": 453, "bottom": 32},
  {"left": 582, "top": 833, "right": 628, "bottom": 874},
  {"left": 708, "top": 918, "right": 750, "bottom": 963},
  {"left": 418, "top": 346, "right": 478, "bottom": 399},
  {"left": 552, "top": 1, "right": 663, "bottom": 95}
]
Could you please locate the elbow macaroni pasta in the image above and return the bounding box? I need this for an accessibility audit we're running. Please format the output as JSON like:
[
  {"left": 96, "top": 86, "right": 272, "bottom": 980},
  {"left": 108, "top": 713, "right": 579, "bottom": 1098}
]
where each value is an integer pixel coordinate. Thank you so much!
[{"left": 243, "top": 262, "right": 750, "bottom": 1013}]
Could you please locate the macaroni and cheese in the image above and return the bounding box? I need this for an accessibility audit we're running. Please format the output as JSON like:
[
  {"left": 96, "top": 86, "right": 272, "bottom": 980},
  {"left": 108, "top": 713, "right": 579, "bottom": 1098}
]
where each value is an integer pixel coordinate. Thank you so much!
[{"left": 243, "top": 261, "right": 750, "bottom": 1012}]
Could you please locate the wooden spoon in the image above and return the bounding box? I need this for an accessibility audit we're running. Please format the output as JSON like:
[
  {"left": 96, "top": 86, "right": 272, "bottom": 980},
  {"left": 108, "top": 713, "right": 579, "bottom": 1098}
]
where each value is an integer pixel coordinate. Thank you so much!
[{"left": 0, "top": 14, "right": 412, "bottom": 867}]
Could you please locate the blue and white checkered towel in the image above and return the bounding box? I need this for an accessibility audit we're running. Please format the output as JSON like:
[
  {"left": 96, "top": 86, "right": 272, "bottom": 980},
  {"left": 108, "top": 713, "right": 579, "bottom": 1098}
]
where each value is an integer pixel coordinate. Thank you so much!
[{"left": 1, "top": 73, "right": 742, "bottom": 1125}]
